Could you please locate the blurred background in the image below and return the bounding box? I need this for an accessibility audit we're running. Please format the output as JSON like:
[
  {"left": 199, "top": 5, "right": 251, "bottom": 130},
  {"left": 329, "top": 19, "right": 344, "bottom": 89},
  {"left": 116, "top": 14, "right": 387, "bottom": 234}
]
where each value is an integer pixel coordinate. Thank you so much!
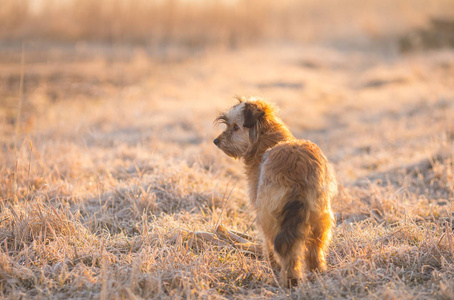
[
  {"left": 2, "top": 0, "right": 454, "bottom": 47},
  {"left": 1, "top": 0, "right": 454, "bottom": 158}
]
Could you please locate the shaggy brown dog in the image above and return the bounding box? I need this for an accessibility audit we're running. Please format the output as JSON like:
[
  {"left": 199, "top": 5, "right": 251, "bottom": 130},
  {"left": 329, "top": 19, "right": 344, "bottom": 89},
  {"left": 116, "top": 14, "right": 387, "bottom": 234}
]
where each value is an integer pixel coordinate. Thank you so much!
[{"left": 214, "top": 97, "right": 338, "bottom": 287}]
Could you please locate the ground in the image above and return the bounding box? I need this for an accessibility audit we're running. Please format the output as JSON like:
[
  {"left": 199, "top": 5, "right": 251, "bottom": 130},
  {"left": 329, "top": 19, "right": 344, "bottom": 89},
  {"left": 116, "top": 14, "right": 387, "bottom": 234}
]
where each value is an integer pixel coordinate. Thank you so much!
[{"left": 0, "top": 39, "right": 453, "bottom": 299}]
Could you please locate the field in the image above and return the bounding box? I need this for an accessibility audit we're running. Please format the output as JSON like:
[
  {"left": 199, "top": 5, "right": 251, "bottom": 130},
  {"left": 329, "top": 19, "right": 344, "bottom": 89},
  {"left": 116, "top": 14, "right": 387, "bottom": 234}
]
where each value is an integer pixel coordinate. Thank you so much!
[{"left": 1, "top": 0, "right": 454, "bottom": 299}]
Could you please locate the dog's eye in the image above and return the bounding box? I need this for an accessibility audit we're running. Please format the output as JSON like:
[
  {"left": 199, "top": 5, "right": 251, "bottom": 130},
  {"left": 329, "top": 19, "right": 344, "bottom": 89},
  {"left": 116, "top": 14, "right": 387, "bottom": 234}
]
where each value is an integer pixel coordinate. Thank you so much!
[{"left": 233, "top": 124, "right": 240, "bottom": 131}]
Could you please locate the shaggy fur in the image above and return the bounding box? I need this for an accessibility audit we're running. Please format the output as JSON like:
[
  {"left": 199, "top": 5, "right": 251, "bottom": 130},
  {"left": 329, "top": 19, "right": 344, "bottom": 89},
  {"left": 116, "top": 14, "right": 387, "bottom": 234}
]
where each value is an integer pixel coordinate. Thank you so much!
[{"left": 214, "top": 97, "right": 338, "bottom": 287}]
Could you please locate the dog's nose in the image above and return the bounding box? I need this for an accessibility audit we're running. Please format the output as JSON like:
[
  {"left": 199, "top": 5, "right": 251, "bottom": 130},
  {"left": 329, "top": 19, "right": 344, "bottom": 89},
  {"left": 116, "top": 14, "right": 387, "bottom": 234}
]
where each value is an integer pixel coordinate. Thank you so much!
[{"left": 213, "top": 138, "right": 220, "bottom": 146}]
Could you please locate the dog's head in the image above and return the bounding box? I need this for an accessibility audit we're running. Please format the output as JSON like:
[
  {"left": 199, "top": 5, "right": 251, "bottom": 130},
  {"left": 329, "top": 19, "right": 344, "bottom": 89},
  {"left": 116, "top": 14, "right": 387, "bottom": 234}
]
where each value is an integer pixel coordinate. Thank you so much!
[{"left": 213, "top": 97, "right": 276, "bottom": 158}]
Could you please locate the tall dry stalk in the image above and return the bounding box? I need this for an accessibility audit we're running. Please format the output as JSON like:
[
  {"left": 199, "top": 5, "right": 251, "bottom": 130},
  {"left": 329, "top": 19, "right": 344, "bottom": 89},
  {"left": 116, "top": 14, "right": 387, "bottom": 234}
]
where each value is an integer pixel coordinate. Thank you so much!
[{"left": 14, "top": 41, "right": 24, "bottom": 153}]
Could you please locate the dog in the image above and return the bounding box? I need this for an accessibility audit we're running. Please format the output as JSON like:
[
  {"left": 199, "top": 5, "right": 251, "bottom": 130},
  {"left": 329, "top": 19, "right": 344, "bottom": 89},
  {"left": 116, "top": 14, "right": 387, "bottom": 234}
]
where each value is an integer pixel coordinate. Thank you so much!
[{"left": 214, "top": 97, "right": 338, "bottom": 287}]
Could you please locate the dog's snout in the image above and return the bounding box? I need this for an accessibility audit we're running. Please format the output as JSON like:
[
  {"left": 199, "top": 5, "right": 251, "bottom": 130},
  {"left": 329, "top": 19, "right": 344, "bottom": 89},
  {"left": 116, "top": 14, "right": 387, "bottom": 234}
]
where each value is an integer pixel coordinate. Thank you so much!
[{"left": 213, "top": 138, "right": 220, "bottom": 146}]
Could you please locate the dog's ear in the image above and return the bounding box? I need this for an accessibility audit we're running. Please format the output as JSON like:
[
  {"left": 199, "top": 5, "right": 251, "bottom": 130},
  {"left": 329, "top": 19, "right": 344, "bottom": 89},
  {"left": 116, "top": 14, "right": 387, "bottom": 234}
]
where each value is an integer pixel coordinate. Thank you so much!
[{"left": 243, "top": 103, "right": 265, "bottom": 128}]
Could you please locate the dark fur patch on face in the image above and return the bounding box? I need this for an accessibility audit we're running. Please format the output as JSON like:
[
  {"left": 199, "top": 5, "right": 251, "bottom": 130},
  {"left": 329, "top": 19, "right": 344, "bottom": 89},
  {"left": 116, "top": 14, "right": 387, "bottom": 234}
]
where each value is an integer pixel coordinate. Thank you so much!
[{"left": 243, "top": 103, "right": 265, "bottom": 128}]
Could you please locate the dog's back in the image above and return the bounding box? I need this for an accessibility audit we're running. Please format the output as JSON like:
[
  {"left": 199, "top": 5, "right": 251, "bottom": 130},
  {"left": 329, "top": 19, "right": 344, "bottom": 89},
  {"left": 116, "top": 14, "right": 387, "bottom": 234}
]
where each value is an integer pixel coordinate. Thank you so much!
[{"left": 256, "top": 139, "right": 337, "bottom": 286}]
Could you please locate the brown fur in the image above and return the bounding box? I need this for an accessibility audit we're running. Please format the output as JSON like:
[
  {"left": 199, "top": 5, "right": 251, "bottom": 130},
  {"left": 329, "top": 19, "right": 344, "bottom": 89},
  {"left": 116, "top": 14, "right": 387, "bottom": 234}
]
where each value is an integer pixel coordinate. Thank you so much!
[{"left": 214, "top": 96, "right": 338, "bottom": 287}]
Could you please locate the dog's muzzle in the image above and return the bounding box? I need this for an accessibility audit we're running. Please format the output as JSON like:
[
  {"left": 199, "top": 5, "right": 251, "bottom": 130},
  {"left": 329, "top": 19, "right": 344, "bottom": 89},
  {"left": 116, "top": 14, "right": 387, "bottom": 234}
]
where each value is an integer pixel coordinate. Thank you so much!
[{"left": 213, "top": 139, "right": 220, "bottom": 146}]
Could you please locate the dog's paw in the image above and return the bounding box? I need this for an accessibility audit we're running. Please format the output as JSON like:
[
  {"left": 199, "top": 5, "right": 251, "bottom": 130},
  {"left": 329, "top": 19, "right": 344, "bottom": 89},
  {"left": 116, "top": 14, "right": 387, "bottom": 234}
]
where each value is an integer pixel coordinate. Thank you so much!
[
  {"left": 279, "top": 276, "right": 301, "bottom": 288},
  {"left": 279, "top": 269, "right": 302, "bottom": 287}
]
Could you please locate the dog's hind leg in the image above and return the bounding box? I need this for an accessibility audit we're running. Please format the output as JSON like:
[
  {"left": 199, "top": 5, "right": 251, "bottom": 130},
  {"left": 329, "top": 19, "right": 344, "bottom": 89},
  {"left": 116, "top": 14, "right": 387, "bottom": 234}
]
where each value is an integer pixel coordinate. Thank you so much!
[
  {"left": 261, "top": 232, "right": 280, "bottom": 270},
  {"left": 304, "top": 210, "right": 333, "bottom": 272},
  {"left": 275, "top": 238, "right": 304, "bottom": 287}
]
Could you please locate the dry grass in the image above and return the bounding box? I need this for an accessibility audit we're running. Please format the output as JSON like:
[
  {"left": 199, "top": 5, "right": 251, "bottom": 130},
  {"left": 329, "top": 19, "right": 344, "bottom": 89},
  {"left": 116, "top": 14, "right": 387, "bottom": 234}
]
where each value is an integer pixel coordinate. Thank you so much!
[{"left": 1, "top": 0, "right": 454, "bottom": 299}]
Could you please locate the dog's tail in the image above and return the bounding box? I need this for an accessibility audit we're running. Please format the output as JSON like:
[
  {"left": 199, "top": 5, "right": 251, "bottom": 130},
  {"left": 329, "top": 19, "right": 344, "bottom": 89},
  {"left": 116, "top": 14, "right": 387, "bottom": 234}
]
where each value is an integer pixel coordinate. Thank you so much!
[{"left": 273, "top": 200, "right": 309, "bottom": 256}]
